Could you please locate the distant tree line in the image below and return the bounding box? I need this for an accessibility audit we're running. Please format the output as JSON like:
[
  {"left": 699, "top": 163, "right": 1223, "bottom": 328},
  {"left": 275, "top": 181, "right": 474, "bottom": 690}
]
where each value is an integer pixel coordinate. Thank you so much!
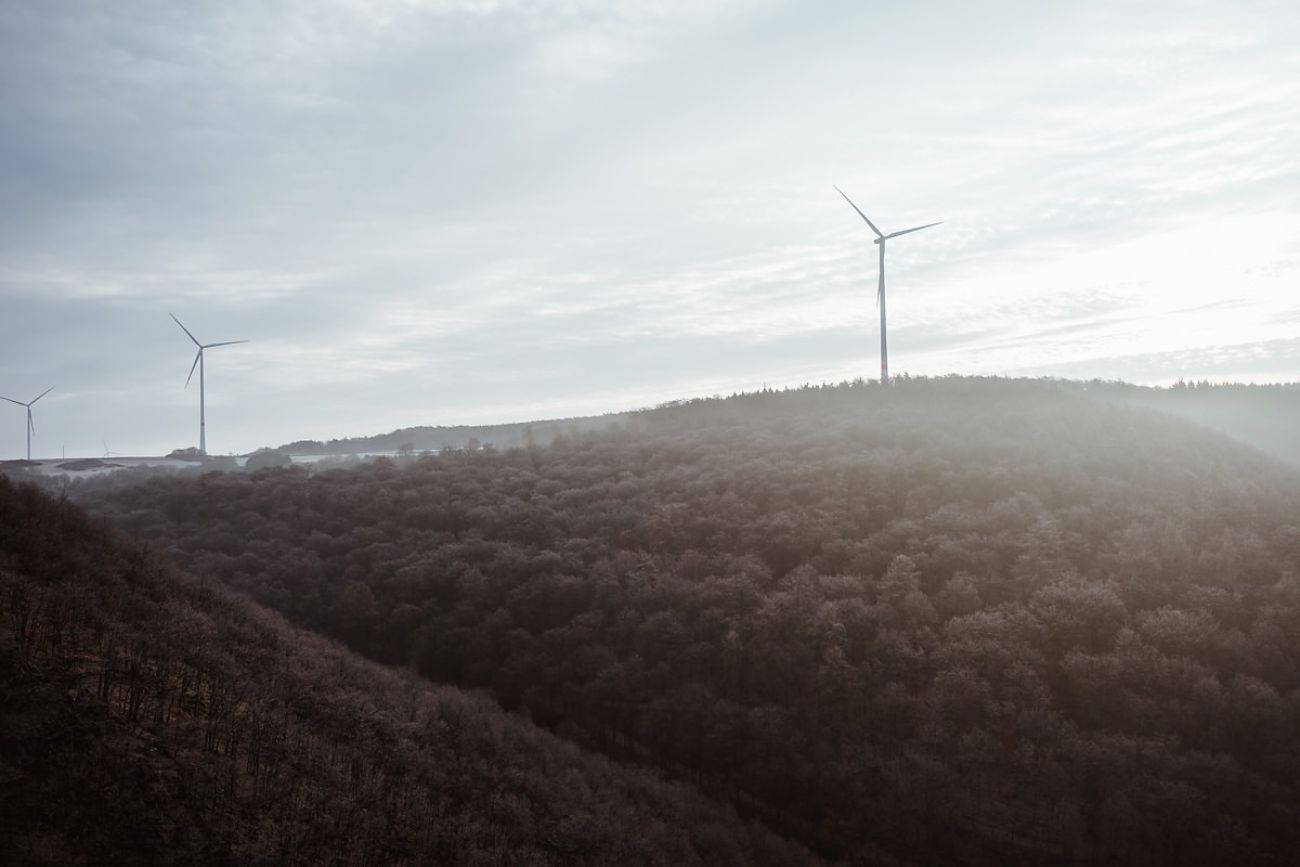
[
  {"left": 276, "top": 415, "right": 630, "bottom": 456},
  {"left": 264, "top": 376, "right": 1300, "bottom": 468}
]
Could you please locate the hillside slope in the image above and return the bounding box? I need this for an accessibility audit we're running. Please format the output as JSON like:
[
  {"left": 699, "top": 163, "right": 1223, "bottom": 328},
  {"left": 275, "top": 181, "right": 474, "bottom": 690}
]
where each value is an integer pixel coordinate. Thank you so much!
[
  {"left": 72, "top": 377, "right": 1300, "bottom": 864},
  {"left": 0, "top": 475, "right": 822, "bottom": 867},
  {"left": 268, "top": 378, "right": 1300, "bottom": 467},
  {"left": 1105, "top": 380, "right": 1300, "bottom": 466}
]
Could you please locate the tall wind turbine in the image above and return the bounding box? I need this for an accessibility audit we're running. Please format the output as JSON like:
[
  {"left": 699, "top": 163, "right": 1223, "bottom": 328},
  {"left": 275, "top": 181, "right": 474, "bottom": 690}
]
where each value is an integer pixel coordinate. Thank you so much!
[
  {"left": 171, "top": 313, "right": 247, "bottom": 455},
  {"left": 834, "top": 185, "right": 941, "bottom": 383},
  {"left": 1, "top": 386, "right": 55, "bottom": 460}
]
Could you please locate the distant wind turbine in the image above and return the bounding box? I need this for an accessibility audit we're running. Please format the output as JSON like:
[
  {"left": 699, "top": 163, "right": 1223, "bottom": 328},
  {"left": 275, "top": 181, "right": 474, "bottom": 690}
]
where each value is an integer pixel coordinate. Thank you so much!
[
  {"left": 171, "top": 313, "right": 247, "bottom": 455},
  {"left": 834, "top": 185, "right": 942, "bottom": 383},
  {"left": 1, "top": 386, "right": 55, "bottom": 460}
]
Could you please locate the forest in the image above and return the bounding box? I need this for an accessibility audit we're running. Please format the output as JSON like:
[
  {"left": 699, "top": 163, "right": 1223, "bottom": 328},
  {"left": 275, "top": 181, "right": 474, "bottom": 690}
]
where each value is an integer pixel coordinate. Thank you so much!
[
  {"left": 53, "top": 376, "right": 1300, "bottom": 865},
  {"left": 0, "top": 474, "right": 819, "bottom": 866},
  {"left": 268, "top": 378, "right": 1300, "bottom": 467}
]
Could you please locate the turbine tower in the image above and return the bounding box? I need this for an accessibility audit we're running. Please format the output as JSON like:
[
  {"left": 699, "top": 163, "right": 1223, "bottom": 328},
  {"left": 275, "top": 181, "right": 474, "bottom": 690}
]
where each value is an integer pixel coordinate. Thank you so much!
[
  {"left": 171, "top": 313, "right": 247, "bottom": 455},
  {"left": 834, "top": 185, "right": 941, "bottom": 383},
  {"left": 1, "top": 386, "right": 55, "bottom": 461}
]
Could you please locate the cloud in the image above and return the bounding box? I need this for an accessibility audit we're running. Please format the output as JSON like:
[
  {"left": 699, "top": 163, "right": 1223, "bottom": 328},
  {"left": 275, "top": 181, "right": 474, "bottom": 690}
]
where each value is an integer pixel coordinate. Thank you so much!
[{"left": 1, "top": 0, "right": 1298, "bottom": 455}]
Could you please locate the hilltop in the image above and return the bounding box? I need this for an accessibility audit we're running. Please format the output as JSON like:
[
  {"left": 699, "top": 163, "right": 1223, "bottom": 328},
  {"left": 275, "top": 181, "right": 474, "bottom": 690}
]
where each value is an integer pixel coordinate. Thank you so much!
[
  {"left": 267, "top": 376, "right": 1300, "bottom": 467},
  {"left": 70, "top": 376, "right": 1300, "bottom": 864}
]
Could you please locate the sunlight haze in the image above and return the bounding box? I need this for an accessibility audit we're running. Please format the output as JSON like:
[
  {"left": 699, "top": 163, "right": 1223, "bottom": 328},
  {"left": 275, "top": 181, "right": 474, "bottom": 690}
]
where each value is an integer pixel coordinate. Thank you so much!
[{"left": 1, "top": 0, "right": 1297, "bottom": 456}]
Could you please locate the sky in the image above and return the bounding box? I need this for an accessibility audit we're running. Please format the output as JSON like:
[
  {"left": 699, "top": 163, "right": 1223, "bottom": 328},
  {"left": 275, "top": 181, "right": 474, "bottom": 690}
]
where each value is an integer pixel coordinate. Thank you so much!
[{"left": 1, "top": 0, "right": 1298, "bottom": 458}]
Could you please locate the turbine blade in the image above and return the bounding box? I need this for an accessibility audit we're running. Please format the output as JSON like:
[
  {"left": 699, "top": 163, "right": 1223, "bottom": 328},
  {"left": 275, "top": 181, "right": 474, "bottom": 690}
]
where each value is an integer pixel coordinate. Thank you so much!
[
  {"left": 29, "top": 385, "right": 54, "bottom": 405},
  {"left": 203, "top": 340, "right": 248, "bottom": 349},
  {"left": 185, "top": 349, "right": 202, "bottom": 387},
  {"left": 0, "top": 395, "right": 25, "bottom": 407},
  {"left": 170, "top": 312, "right": 202, "bottom": 347},
  {"left": 884, "top": 221, "right": 943, "bottom": 240},
  {"left": 833, "top": 185, "right": 884, "bottom": 238},
  {"left": 28, "top": 409, "right": 35, "bottom": 436}
]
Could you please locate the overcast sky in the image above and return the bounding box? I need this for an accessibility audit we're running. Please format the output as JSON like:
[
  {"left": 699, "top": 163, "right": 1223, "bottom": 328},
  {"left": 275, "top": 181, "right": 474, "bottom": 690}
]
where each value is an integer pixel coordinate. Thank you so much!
[{"left": 2, "top": 0, "right": 1298, "bottom": 457}]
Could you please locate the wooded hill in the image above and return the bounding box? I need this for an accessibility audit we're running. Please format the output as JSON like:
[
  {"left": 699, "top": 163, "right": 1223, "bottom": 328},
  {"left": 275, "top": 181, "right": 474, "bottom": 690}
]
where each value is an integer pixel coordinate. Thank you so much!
[
  {"left": 0, "top": 475, "right": 821, "bottom": 866},
  {"left": 269, "top": 378, "right": 1300, "bottom": 467},
  {"left": 60, "top": 377, "right": 1300, "bottom": 863}
]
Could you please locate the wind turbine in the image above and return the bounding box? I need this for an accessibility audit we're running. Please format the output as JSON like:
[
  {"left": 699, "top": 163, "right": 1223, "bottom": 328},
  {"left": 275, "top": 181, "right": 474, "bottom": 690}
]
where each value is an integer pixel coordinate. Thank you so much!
[
  {"left": 1, "top": 386, "right": 55, "bottom": 460},
  {"left": 171, "top": 313, "right": 247, "bottom": 455},
  {"left": 834, "top": 185, "right": 941, "bottom": 383}
]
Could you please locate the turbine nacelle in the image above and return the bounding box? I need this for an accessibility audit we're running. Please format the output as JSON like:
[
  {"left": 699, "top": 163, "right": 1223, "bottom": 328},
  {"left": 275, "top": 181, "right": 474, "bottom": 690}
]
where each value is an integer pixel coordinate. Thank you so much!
[
  {"left": 873, "top": 222, "right": 944, "bottom": 244},
  {"left": 172, "top": 314, "right": 247, "bottom": 388}
]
